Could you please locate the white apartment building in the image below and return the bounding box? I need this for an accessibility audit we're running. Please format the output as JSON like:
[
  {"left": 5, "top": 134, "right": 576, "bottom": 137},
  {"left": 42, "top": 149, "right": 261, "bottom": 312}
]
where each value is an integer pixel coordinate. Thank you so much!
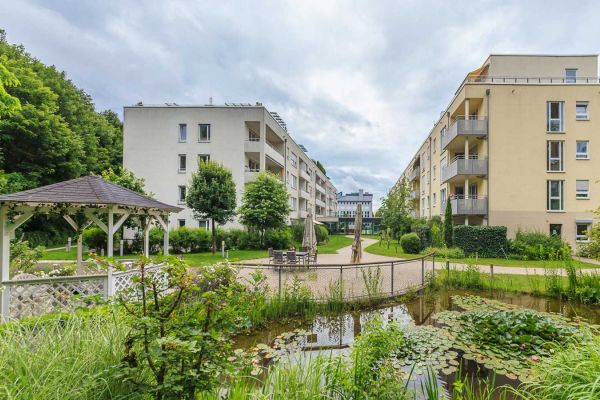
[
  {"left": 123, "top": 103, "right": 337, "bottom": 229},
  {"left": 336, "top": 189, "right": 374, "bottom": 218}
]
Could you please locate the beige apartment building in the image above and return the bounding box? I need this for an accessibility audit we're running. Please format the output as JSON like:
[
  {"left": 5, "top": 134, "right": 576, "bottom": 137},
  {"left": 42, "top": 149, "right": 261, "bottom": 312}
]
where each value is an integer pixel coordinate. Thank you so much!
[
  {"left": 123, "top": 103, "right": 337, "bottom": 230},
  {"left": 398, "top": 55, "right": 599, "bottom": 247}
]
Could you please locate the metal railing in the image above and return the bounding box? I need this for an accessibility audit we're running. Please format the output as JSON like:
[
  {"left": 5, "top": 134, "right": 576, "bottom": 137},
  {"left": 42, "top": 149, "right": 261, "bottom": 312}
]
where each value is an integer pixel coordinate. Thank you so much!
[
  {"left": 409, "top": 166, "right": 420, "bottom": 181},
  {"left": 441, "top": 156, "right": 488, "bottom": 182},
  {"left": 234, "top": 254, "right": 435, "bottom": 301},
  {"left": 441, "top": 117, "right": 488, "bottom": 150},
  {"left": 467, "top": 75, "right": 600, "bottom": 84},
  {"left": 449, "top": 195, "right": 488, "bottom": 215}
]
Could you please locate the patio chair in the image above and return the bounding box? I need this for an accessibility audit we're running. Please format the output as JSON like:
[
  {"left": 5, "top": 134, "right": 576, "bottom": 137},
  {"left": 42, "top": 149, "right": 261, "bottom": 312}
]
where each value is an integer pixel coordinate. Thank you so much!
[
  {"left": 273, "top": 250, "right": 284, "bottom": 265},
  {"left": 309, "top": 249, "right": 318, "bottom": 265},
  {"left": 300, "top": 246, "right": 308, "bottom": 253},
  {"left": 286, "top": 251, "right": 298, "bottom": 265}
]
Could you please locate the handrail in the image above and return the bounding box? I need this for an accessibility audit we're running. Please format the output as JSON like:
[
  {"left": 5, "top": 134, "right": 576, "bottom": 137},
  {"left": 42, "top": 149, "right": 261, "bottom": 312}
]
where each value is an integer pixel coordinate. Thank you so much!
[
  {"left": 233, "top": 252, "right": 435, "bottom": 268},
  {"left": 467, "top": 75, "right": 600, "bottom": 84}
]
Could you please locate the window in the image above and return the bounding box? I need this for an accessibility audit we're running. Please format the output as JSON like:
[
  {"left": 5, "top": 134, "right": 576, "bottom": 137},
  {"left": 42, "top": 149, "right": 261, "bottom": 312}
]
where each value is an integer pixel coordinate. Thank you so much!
[
  {"left": 289, "top": 197, "right": 297, "bottom": 210},
  {"left": 576, "top": 141, "right": 589, "bottom": 159},
  {"left": 290, "top": 152, "right": 298, "bottom": 168},
  {"left": 433, "top": 193, "right": 437, "bottom": 205},
  {"left": 198, "top": 154, "right": 210, "bottom": 164},
  {"left": 178, "top": 219, "right": 186, "bottom": 228},
  {"left": 179, "top": 123, "right": 187, "bottom": 142},
  {"left": 178, "top": 185, "right": 186, "bottom": 204},
  {"left": 576, "top": 102, "right": 589, "bottom": 120},
  {"left": 576, "top": 221, "right": 592, "bottom": 242},
  {"left": 547, "top": 102, "right": 564, "bottom": 132},
  {"left": 290, "top": 174, "right": 297, "bottom": 189},
  {"left": 576, "top": 180, "right": 589, "bottom": 199},
  {"left": 547, "top": 141, "right": 564, "bottom": 171},
  {"left": 433, "top": 138, "right": 437, "bottom": 153},
  {"left": 549, "top": 224, "right": 562, "bottom": 238},
  {"left": 198, "top": 220, "right": 209, "bottom": 229},
  {"left": 433, "top": 166, "right": 437, "bottom": 180},
  {"left": 198, "top": 124, "right": 211, "bottom": 141},
  {"left": 247, "top": 158, "right": 259, "bottom": 171},
  {"left": 178, "top": 154, "right": 186, "bottom": 172},
  {"left": 547, "top": 180, "right": 564, "bottom": 211},
  {"left": 565, "top": 68, "right": 577, "bottom": 83},
  {"left": 440, "top": 189, "right": 447, "bottom": 208}
]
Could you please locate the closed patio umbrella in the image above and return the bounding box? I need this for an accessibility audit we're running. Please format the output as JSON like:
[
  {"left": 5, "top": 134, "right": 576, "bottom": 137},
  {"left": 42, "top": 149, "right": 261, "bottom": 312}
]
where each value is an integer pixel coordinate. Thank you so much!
[
  {"left": 302, "top": 210, "right": 317, "bottom": 253},
  {"left": 351, "top": 203, "right": 363, "bottom": 263}
]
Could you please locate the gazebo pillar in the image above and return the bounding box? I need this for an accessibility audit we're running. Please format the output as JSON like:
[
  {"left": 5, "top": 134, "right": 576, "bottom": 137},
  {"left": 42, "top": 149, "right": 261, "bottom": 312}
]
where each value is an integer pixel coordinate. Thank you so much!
[
  {"left": 107, "top": 208, "right": 114, "bottom": 257},
  {"left": 0, "top": 208, "right": 10, "bottom": 318},
  {"left": 143, "top": 216, "right": 153, "bottom": 257}
]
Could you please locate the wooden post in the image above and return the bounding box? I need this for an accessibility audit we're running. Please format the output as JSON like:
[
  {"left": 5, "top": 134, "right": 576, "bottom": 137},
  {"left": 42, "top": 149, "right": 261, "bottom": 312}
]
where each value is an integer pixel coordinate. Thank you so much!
[
  {"left": 0, "top": 208, "right": 11, "bottom": 320},
  {"left": 107, "top": 208, "right": 114, "bottom": 257}
]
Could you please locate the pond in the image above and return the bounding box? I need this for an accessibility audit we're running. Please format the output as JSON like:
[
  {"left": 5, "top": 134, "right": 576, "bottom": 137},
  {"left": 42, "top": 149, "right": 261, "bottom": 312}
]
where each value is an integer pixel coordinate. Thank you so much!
[{"left": 235, "top": 289, "right": 600, "bottom": 397}]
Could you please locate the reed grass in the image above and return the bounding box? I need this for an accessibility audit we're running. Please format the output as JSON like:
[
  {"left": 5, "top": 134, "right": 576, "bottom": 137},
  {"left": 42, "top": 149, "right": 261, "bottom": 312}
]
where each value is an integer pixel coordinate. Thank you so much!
[{"left": 0, "top": 310, "right": 138, "bottom": 400}]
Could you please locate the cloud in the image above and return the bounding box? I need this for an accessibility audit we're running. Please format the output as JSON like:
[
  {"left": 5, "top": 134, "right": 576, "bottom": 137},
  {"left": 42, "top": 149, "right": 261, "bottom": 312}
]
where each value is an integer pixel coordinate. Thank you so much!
[{"left": 1, "top": 0, "right": 600, "bottom": 209}]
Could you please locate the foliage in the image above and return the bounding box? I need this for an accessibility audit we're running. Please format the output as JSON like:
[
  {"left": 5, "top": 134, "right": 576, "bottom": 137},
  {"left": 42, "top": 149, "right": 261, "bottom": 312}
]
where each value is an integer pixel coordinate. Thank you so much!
[
  {"left": 110, "top": 257, "right": 243, "bottom": 399},
  {"left": 411, "top": 220, "right": 431, "bottom": 249},
  {"left": 315, "top": 224, "right": 329, "bottom": 244},
  {"left": 453, "top": 225, "right": 508, "bottom": 257},
  {"left": 239, "top": 172, "right": 291, "bottom": 242},
  {"left": 444, "top": 197, "right": 453, "bottom": 247},
  {"left": 400, "top": 232, "right": 421, "bottom": 254},
  {"left": 186, "top": 160, "right": 237, "bottom": 253},
  {"left": 360, "top": 266, "right": 383, "bottom": 300},
  {"left": 0, "top": 170, "right": 28, "bottom": 195},
  {"left": 431, "top": 223, "right": 444, "bottom": 248},
  {"left": 0, "top": 30, "right": 122, "bottom": 188},
  {"left": 290, "top": 220, "right": 305, "bottom": 243},
  {"left": 576, "top": 213, "right": 600, "bottom": 260},
  {"left": 513, "top": 334, "right": 600, "bottom": 400},
  {"left": 0, "top": 309, "right": 134, "bottom": 400},
  {"left": 379, "top": 178, "right": 413, "bottom": 239},
  {"left": 509, "top": 230, "right": 571, "bottom": 261},
  {"left": 0, "top": 57, "right": 21, "bottom": 117},
  {"left": 9, "top": 240, "right": 45, "bottom": 275},
  {"left": 263, "top": 228, "right": 292, "bottom": 249},
  {"left": 313, "top": 159, "right": 326, "bottom": 175},
  {"left": 100, "top": 166, "right": 147, "bottom": 194},
  {"left": 82, "top": 226, "right": 107, "bottom": 251},
  {"left": 424, "top": 246, "right": 465, "bottom": 259}
]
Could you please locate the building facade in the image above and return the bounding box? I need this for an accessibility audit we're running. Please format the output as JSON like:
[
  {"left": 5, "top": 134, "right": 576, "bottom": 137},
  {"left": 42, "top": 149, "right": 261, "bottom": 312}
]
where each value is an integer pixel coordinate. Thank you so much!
[
  {"left": 398, "top": 55, "right": 599, "bottom": 247},
  {"left": 336, "top": 189, "right": 374, "bottom": 218},
  {"left": 123, "top": 103, "right": 337, "bottom": 229}
]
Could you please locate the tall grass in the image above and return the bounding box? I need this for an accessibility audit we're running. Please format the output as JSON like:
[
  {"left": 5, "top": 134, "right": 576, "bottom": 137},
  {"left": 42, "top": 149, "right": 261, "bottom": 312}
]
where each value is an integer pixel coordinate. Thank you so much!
[
  {"left": 0, "top": 310, "right": 137, "bottom": 400},
  {"left": 511, "top": 334, "right": 600, "bottom": 400}
]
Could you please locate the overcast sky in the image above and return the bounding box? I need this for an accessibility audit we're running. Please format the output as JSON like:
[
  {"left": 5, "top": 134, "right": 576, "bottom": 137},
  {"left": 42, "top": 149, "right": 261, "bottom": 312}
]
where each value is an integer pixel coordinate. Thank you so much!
[{"left": 2, "top": 1, "right": 599, "bottom": 208}]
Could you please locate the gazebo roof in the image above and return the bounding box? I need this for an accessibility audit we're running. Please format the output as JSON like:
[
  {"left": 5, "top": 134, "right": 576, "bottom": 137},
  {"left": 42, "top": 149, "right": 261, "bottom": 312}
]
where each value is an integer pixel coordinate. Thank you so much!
[{"left": 0, "top": 175, "right": 182, "bottom": 212}]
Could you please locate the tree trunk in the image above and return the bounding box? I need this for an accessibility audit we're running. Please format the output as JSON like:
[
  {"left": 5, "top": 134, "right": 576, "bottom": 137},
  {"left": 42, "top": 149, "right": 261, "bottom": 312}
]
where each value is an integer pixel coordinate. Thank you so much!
[{"left": 211, "top": 219, "right": 216, "bottom": 255}]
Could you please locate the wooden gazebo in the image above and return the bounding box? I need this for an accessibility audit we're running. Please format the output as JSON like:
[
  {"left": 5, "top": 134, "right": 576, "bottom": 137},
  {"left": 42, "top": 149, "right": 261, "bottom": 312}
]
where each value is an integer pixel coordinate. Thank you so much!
[{"left": 0, "top": 176, "right": 182, "bottom": 285}]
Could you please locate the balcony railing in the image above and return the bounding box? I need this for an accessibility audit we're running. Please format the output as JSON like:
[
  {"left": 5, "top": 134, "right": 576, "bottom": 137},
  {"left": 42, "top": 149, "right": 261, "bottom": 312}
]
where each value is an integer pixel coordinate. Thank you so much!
[
  {"left": 441, "top": 155, "right": 488, "bottom": 182},
  {"left": 450, "top": 195, "right": 488, "bottom": 216},
  {"left": 409, "top": 166, "right": 420, "bottom": 181},
  {"left": 441, "top": 117, "right": 488, "bottom": 150},
  {"left": 467, "top": 75, "right": 600, "bottom": 84},
  {"left": 410, "top": 190, "right": 419, "bottom": 200}
]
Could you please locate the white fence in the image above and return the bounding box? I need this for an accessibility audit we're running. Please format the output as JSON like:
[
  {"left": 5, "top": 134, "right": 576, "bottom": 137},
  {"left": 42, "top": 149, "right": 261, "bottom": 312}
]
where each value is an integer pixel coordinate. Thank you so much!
[{"left": 0, "top": 263, "right": 164, "bottom": 321}]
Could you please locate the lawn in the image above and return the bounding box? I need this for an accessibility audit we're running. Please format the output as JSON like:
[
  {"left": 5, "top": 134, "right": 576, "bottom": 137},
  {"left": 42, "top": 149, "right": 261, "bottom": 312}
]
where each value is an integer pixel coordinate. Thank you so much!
[
  {"left": 365, "top": 240, "right": 600, "bottom": 269},
  {"left": 316, "top": 234, "right": 353, "bottom": 254}
]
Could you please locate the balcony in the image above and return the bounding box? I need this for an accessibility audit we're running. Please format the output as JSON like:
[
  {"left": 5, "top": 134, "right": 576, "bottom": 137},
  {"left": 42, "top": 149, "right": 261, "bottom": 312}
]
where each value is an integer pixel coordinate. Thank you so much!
[
  {"left": 316, "top": 197, "right": 326, "bottom": 207},
  {"left": 409, "top": 166, "right": 420, "bottom": 182},
  {"left": 244, "top": 170, "right": 259, "bottom": 182},
  {"left": 300, "top": 188, "right": 311, "bottom": 200},
  {"left": 299, "top": 209, "right": 308, "bottom": 219},
  {"left": 315, "top": 182, "right": 326, "bottom": 194},
  {"left": 441, "top": 156, "right": 488, "bottom": 183},
  {"left": 450, "top": 195, "right": 488, "bottom": 216},
  {"left": 265, "top": 141, "right": 285, "bottom": 166},
  {"left": 244, "top": 138, "right": 261, "bottom": 153},
  {"left": 441, "top": 117, "right": 488, "bottom": 150},
  {"left": 410, "top": 190, "right": 419, "bottom": 200},
  {"left": 300, "top": 168, "right": 312, "bottom": 181}
]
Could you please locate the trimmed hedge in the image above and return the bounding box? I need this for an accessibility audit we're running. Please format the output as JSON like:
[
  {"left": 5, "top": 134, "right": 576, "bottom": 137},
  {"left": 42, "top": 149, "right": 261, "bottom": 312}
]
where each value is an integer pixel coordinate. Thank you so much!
[
  {"left": 452, "top": 225, "right": 508, "bottom": 257},
  {"left": 400, "top": 233, "right": 421, "bottom": 254}
]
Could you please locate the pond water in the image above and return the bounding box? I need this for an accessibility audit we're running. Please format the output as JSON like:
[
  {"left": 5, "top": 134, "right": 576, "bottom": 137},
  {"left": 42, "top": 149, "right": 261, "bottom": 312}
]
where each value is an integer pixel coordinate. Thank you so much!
[{"left": 235, "top": 289, "right": 600, "bottom": 397}]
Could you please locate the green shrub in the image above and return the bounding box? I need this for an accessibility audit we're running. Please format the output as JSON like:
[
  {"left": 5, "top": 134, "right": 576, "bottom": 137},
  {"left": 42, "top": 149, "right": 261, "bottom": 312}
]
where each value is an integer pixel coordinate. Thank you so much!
[
  {"left": 238, "top": 231, "right": 262, "bottom": 250},
  {"left": 223, "top": 229, "right": 246, "bottom": 249},
  {"left": 424, "top": 246, "right": 465, "bottom": 259},
  {"left": 431, "top": 224, "right": 444, "bottom": 248},
  {"left": 264, "top": 229, "right": 292, "bottom": 249},
  {"left": 82, "top": 227, "right": 106, "bottom": 251},
  {"left": 9, "top": 240, "right": 45, "bottom": 275},
  {"left": 453, "top": 225, "right": 507, "bottom": 257},
  {"left": 400, "top": 233, "right": 421, "bottom": 254},
  {"left": 509, "top": 230, "right": 571, "bottom": 260},
  {"left": 290, "top": 221, "right": 304, "bottom": 243},
  {"left": 169, "top": 226, "right": 195, "bottom": 253},
  {"left": 411, "top": 223, "right": 431, "bottom": 249},
  {"left": 315, "top": 225, "right": 329, "bottom": 244}
]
